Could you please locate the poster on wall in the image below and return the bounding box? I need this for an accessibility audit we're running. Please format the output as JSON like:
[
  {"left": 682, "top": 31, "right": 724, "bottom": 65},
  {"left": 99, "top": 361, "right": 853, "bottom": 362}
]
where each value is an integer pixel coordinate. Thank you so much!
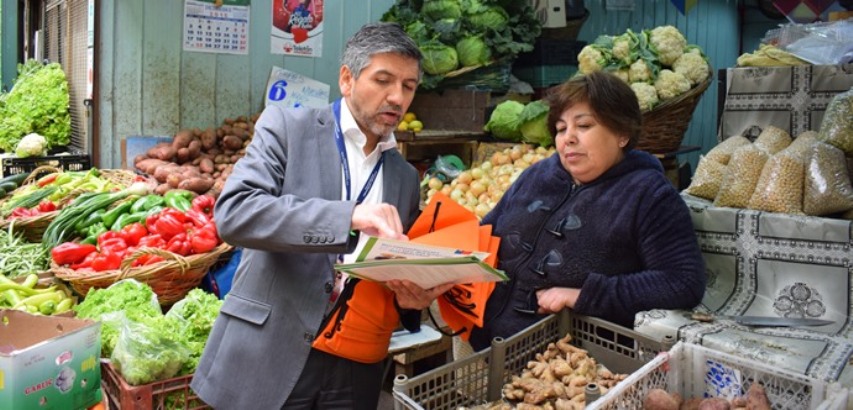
[
  {"left": 265, "top": 66, "right": 330, "bottom": 109},
  {"left": 183, "top": 0, "right": 250, "bottom": 55},
  {"left": 271, "top": 0, "right": 324, "bottom": 57}
]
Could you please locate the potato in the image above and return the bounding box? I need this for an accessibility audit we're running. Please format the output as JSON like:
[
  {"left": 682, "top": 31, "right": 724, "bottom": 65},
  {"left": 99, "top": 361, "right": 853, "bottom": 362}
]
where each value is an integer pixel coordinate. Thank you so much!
[
  {"left": 166, "top": 173, "right": 182, "bottom": 188},
  {"left": 201, "top": 128, "right": 217, "bottom": 150},
  {"left": 644, "top": 389, "right": 679, "bottom": 410},
  {"left": 199, "top": 158, "right": 215, "bottom": 174},
  {"left": 222, "top": 135, "right": 243, "bottom": 151},
  {"left": 176, "top": 147, "right": 191, "bottom": 163},
  {"left": 178, "top": 177, "right": 215, "bottom": 194},
  {"left": 187, "top": 139, "right": 202, "bottom": 158},
  {"left": 207, "top": 148, "right": 222, "bottom": 156},
  {"left": 680, "top": 397, "right": 703, "bottom": 410},
  {"left": 154, "top": 183, "right": 171, "bottom": 195},
  {"left": 214, "top": 155, "right": 228, "bottom": 165},
  {"left": 697, "top": 397, "right": 730, "bottom": 410},
  {"left": 135, "top": 158, "right": 168, "bottom": 174},
  {"left": 172, "top": 129, "right": 194, "bottom": 149},
  {"left": 746, "top": 384, "right": 770, "bottom": 410}
]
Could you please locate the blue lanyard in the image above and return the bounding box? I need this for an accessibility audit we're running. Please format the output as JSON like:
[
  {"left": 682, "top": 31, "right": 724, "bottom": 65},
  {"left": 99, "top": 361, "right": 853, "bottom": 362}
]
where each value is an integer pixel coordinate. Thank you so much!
[{"left": 332, "top": 99, "right": 385, "bottom": 203}]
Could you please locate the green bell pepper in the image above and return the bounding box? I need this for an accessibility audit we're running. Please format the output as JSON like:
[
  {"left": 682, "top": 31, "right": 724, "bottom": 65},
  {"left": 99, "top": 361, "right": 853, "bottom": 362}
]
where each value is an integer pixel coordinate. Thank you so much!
[
  {"left": 81, "top": 222, "right": 108, "bottom": 245},
  {"left": 102, "top": 201, "right": 135, "bottom": 228},
  {"left": 164, "top": 190, "right": 194, "bottom": 212},
  {"left": 130, "top": 195, "right": 166, "bottom": 213},
  {"left": 75, "top": 208, "right": 106, "bottom": 236},
  {"left": 111, "top": 211, "right": 149, "bottom": 231}
]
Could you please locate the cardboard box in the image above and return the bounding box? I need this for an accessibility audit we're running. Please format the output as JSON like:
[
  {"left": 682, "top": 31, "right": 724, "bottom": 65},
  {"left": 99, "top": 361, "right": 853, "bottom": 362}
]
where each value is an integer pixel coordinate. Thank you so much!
[
  {"left": 0, "top": 310, "right": 102, "bottom": 409},
  {"left": 717, "top": 64, "right": 853, "bottom": 141}
]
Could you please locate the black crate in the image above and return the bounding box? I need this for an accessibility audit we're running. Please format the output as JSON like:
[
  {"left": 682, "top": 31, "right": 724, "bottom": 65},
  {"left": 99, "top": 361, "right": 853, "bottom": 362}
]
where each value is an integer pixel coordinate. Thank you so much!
[
  {"left": 1, "top": 153, "right": 92, "bottom": 178},
  {"left": 515, "top": 39, "right": 586, "bottom": 67}
]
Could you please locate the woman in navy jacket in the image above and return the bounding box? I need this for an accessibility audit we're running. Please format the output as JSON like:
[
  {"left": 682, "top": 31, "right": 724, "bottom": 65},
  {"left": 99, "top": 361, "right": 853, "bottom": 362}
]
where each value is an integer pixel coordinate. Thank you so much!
[{"left": 469, "top": 71, "right": 706, "bottom": 350}]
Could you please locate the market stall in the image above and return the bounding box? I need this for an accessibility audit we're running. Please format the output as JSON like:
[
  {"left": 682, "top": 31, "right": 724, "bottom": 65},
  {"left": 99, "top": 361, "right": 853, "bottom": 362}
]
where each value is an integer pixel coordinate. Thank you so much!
[{"left": 1, "top": 0, "right": 852, "bottom": 409}]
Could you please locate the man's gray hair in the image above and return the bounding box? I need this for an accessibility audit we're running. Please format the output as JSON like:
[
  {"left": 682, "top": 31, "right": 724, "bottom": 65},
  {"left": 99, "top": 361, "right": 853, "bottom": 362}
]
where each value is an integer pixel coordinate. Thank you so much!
[{"left": 341, "top": 22, "right": 422, "bottom": 80}]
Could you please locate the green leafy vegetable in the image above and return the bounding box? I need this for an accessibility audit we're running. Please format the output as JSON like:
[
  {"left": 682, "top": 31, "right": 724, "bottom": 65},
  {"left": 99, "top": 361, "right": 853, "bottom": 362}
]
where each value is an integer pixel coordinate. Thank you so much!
[
  {"left": 519, "top": 100, "right": 553, "bottom": 148},
  {"left": 456, "top": 35, "right": 492, "bottom": 67},
  {"left": 483, "top": 100, "right": 524, "bottom": 141},
  {"left": 0, "top": 60, "right": 71, "bottom": 152},
  {"left": 420, "top": 41, "right": 459, "bottom": 75}
]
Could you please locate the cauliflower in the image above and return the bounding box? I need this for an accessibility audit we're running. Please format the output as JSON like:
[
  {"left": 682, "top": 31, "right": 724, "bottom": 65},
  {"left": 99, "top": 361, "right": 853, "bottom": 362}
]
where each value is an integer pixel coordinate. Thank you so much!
[
  {"left": 629, "top": 59, "right": 654, "bottom": 83},
  {"left": 613, "top": 68, "right": 630, "bottom": 83},
  {"left": 631, "top": 82, "right": 659, "bottom": 112},
  {"left": 654, "top": 69, "right": 691, "bottom": 101},
  {"left": 15, "top": 133, "right": 48, "bottom": 158},
  {"left": 578, "top": 45, "right": 609, "bottom": 74},
  {"left": 611, "top": 30, "right": 639, "bottom": 66},
  {"left": 673, "top": 51, "right": 709, "bottom": 86},
  {"left": 649, "top": 25, "right": 686, "bottom": 66}
]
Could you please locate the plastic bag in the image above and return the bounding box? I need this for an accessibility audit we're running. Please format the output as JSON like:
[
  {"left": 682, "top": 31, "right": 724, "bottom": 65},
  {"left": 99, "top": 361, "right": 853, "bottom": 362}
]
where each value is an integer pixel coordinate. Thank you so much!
[
  {"left": 427, "top": 154, "right": 465, "bottom": 183},
  {"left": 753, "top": 125, "right": 791, "bottom": 155},
  {"left": 817, "top": 88, "right": 853, "bottom": 156},
  {"left": 803, "top": 142, "right": 853, "bottom": 216},
  {"left": 685, "top": 155, "right": 726, "bottom": 200},
  {"left": 747, "top": 148, "right": 804, "bottom": 214},
  {"left": 111, "top": 311, "right": 190, "bottom": 385},
  {"left": 786, "top": 130, "right": 818, "bottom": 159},
  {"left": 714, "top": 144, "right": 769, "bottom": 209},
  {"left": 705, "top": 135, "right": 750, "bottom": 165}
]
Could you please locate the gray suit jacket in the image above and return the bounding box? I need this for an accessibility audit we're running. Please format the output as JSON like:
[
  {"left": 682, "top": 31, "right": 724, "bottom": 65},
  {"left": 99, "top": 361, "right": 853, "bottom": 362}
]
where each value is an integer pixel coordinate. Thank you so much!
[{"left": 191, "top": 104, "right": 420, "bottom": 409}]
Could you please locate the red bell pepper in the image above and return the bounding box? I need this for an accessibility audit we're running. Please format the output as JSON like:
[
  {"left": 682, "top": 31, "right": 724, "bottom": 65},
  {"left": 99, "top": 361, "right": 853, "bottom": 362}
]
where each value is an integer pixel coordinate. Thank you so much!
[
  {"left": 98, "top": 237, "right": 129, "bottom": 258},
  {"left": 70, "top": 251, "right": 99, "bottom": 270},
  {"left": 120, "top": 223, "right": 148, "bottom": 246},
  {"left": 166, "top": 232, "right": 192, "bottom": 256},
  {"left": 133, "top": 234, "right": 167, "bottom": 266},
  {"left": 10, "top": 207, "right": 39, "bottom": 219},
  {"left": 91, "top": 252, "right": 122, "bottom": 271},
  {"left": 37, "top": 200, "right": 57, "bottom": 213},
  {"left": 191, "top": 195, "right": 216, "bottom": 217},
  {"left": 185, "top": 208, "right": 211, "bottom": 228},
  {"left": 153, "top": 209, "right": 186, "bottom": 241},
  {"left": 190, "top": 222, "right": 220, "bottom": 254},
  {"left": 51, "top": 242, "right": 97, "bottom": 265},
  {"left": 97, "top": 230, "right": 123, "bottom": 246}
]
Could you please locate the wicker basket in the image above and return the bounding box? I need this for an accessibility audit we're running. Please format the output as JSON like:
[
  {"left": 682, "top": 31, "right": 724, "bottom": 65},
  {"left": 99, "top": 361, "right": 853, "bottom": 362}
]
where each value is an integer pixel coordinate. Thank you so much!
[
  {"left": 0, "top": 168, "right": 143, "bottom": 242},
  {"left": 52, "top": 242, "right": 232, "bottom": 305},
  {"left": 637, "top": 76, "right": 712, "bottom": 154}
]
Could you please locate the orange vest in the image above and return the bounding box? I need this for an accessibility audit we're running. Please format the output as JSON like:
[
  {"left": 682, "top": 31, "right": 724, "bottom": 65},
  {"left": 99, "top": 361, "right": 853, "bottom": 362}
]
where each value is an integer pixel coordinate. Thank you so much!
[{"left": 312, "top": 278, "right": 398, "bottom": 364}]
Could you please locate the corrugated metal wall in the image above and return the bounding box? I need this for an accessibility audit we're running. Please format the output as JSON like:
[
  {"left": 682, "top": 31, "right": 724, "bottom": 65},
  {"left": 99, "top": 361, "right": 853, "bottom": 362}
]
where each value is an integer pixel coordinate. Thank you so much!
[{"left": 96, "top": 0, "right": 741, "bottom": 169}]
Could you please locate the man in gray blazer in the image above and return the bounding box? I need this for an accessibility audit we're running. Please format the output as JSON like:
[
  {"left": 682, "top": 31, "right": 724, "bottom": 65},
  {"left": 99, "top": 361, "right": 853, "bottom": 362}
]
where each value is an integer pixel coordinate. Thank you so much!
[{"left": 191, "top": 22, "right": 454, "bottom": 409}]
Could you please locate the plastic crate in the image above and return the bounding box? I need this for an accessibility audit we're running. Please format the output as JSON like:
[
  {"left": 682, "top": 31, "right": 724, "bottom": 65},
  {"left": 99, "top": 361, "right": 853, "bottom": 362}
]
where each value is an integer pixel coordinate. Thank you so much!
[
  {"left": 589, "top": 342, "right": 848, "bottom": 410},
  {"left": 513, "top": 64, "right": 577, "bottom": 88},
  {"left": 100, "top": 361, "right": 210, "bottom": 410},
  {"left": 0, "top": 153, "right": 91, "bottom": 178},
  {"left": 515, "top": 39, "right": 586, "bottom": 67},
  {"left": 392, "top": 311, "right": 668, "bottom": 410}
]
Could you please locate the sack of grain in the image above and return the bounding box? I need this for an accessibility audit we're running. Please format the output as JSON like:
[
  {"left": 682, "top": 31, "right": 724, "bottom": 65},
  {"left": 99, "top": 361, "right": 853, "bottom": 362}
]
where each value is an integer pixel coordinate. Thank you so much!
[
  {"left": 803, "top": 142, "right": 853, "bottom": 216},
  {"left": 705, "top": 135, "right": 751, "bottom": 165},
  {"left": 714, "top": 144, "right": 769, "bottom": 209},
  {"left": 685, "top": 155, "right": 726, "bottom": 200}
]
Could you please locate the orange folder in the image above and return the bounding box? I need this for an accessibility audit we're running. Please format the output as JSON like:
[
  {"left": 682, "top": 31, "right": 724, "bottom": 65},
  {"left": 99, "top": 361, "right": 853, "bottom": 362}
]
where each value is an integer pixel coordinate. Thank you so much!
[{"left": 408, "top": 192, "right": 501, "bottom": 340}]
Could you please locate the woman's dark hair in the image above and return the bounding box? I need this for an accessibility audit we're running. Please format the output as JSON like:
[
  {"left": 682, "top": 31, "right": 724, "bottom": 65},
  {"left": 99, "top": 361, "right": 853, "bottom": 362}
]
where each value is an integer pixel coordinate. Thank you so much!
[{"left": 545, "top": 71, "right": 643, "bottom": 151}]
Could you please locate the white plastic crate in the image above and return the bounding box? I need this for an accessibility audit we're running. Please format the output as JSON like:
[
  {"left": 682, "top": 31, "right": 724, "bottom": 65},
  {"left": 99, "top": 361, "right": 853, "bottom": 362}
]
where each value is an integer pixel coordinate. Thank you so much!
[
  {"left": 589, "top": 341, "right": 848, "bottom": 410},
  {"left": 392, "top": 311, "right": 668, "bottom": 410}
]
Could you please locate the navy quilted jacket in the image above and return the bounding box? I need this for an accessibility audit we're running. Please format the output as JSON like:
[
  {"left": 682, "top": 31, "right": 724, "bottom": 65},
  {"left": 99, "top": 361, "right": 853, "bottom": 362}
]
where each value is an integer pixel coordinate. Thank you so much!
[{"left": 469, "top": 150, "right": 705, "bottom": 351}]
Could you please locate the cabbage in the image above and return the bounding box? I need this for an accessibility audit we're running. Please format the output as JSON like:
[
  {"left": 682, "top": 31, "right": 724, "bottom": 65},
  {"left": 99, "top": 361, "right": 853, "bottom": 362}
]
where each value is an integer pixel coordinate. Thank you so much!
[
  {"left": 420, "top": 42, "right": 459, "bottom": 75},
  {"left": 422, "top": 0, "right": 462, "bottom": 21},
  {"left": 518, "top": 100, "right": 553, "bottom": 147},
  {"left": 456, "top": 35, "right": 491, "bottom": 67},
  {"left": 483, "top": 100, "right": 524, "bottom": 141},
  {"left": 433, "top": 18, "right": 462, "bottom": 44},
  {"left": 405, "top": 20, "right": 429, "bottom": 43},
  {"left": 467, "top": 5, "right": 508, "bottom": 31}
]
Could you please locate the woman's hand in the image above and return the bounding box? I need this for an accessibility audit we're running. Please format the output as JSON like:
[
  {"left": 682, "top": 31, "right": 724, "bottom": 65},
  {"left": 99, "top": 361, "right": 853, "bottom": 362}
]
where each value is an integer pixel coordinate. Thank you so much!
[
  {"left": 386, "top": 279, "right": 455, "bottom": 310},
  {"left": 536, "top": 287, "right": 580, "bottom": 314}
]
